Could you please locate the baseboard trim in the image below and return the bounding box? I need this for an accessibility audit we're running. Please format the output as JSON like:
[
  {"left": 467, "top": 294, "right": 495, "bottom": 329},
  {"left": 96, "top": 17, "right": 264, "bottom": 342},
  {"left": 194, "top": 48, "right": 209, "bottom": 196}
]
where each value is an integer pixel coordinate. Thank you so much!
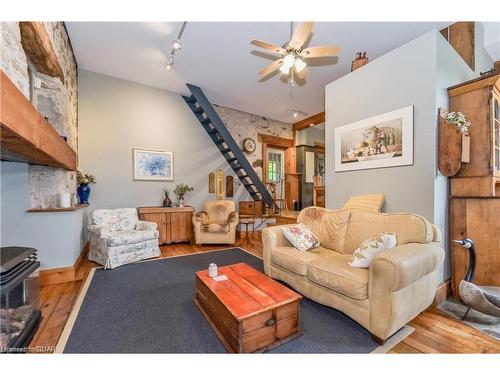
[
  {"left": 432, "top": 278, "right": 451, "bottom": 307},
  {"left": 39, "top": 242, "right": 89, "bottom": 287}
]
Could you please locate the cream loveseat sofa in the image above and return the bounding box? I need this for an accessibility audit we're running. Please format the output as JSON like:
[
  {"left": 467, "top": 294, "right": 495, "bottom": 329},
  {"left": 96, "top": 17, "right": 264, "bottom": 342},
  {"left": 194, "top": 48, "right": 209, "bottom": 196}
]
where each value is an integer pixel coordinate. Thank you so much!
[{"left": 262, "top": 206, "right": 445, "bottom": 342}]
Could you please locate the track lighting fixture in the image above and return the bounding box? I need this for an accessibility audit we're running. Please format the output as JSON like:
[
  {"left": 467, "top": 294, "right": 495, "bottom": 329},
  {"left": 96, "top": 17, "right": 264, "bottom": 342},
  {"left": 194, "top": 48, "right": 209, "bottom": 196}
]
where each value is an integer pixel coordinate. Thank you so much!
[{"left": 166, "top": 22, "right": 187, "bottom": 72}]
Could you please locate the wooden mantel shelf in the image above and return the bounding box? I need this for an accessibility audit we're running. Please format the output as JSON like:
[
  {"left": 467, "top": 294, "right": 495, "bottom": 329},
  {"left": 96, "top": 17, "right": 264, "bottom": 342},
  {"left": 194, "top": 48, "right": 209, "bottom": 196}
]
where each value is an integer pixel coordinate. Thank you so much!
[
  {"left": 27, "top": 204, "right": 88, "bottom": 213},
  {"left": 0, "top": 71, "right": 77, "bottom": 170}
]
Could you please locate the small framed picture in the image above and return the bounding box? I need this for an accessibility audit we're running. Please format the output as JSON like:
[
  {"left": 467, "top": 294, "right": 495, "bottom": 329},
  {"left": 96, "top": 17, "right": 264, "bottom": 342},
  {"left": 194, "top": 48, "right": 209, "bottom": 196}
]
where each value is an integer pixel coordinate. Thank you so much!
[
  {"left": 334, "top": 105, "right": 414, "bottom": 172},
  {"left": 133, "top": 148, "right": 174, "bottom": 181}
]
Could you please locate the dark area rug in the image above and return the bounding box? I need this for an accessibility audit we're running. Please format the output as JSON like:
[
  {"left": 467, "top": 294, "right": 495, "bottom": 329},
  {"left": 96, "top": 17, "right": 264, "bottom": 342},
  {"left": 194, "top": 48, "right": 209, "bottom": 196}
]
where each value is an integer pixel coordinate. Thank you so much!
[{"left": 60, "top": 248, "right": 402, "bottom": 353}]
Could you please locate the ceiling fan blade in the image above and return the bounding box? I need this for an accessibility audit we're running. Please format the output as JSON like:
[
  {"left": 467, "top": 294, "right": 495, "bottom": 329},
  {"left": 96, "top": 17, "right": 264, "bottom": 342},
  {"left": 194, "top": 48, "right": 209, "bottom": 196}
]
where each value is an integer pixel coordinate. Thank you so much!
[
  {"left": 259, "top": 58, "right": 284, "bottom": 77},
  {"left": 289, "top": 22, "right": 314, "bottom": 49},
  {"left": 251, "top": 40, "right": 285, "bottom": 54},
  {"left": 301, "top": 46, "right": 340, "bottom": 58}
]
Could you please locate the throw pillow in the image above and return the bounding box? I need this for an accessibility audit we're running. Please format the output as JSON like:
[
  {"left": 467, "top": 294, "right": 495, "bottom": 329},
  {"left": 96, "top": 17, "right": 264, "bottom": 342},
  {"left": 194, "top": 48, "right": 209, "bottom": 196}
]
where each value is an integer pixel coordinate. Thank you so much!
[
  {"left": 349, "top": 232, "right": 397, "bottom": 268},
  {"left": 281, "top": 224, "right": 320, "bottom": 251}
]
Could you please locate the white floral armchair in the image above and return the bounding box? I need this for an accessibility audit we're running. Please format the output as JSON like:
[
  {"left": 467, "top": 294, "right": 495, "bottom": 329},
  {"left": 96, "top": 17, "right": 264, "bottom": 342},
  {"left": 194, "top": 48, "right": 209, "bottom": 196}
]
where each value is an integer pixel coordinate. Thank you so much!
[{"left": 88, "top": 208, "right": 160, "bottom": 269}]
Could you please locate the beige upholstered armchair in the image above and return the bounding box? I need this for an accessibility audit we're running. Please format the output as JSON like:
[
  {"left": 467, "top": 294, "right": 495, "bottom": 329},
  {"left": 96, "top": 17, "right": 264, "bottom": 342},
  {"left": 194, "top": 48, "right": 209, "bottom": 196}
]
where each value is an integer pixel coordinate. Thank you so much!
[{"left": 193, "top": 201, "right": 239, "bottom": 245}]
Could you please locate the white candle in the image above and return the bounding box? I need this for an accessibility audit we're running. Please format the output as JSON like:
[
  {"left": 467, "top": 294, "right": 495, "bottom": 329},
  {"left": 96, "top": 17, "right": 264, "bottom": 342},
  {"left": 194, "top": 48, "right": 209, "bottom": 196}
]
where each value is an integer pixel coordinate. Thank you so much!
[{"left": 59, "top": 193, "right": 71, "bottom": 208}]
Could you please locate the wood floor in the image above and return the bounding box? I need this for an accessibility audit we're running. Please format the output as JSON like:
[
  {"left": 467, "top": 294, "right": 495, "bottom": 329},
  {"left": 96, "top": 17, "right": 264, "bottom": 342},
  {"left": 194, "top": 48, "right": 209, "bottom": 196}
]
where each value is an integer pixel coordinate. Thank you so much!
[{"left": 29, "top": 233, "right": 500, "bottom": 354}]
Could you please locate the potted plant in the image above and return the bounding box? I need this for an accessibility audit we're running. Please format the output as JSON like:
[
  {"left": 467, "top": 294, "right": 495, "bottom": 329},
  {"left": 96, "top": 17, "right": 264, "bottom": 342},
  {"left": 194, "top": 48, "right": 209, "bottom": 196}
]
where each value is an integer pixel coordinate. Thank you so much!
[
  {"left": 77, "top": 171, "right": 96, "bottom": 204},
  {"left": 163, "top": 189, "right": 172, "bottom": 207},
  {"left": 174, "top": 183, "right": 194, "bottom": 207}
]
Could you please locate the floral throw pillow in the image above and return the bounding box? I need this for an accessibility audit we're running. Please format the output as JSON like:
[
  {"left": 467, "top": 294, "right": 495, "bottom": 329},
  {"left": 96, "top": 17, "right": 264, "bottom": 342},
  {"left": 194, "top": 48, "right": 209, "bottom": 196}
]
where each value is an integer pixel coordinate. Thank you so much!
[
  {"left": 349, "top": 232, "right": 397, "bottom": 268},
  {"left": 281, "top": 224, "right": 320, "bottom": 251}
]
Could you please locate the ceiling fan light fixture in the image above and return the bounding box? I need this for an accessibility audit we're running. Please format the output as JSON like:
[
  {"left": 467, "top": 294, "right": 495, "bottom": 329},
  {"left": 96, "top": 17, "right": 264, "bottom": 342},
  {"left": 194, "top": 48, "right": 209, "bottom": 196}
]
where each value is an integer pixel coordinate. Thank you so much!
[
  {"left": 279, "top": 53, "right": 295, "bottom": 75},
  {"left": 294, "top": 57, "right": 306, "bottom": 73}
]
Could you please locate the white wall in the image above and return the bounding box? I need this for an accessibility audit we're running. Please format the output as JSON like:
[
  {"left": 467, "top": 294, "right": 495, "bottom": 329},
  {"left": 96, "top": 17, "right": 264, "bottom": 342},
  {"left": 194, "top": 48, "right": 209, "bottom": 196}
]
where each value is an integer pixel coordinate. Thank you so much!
[
  {"left": 326, "top": 31, "right": 438, "bottom": 218},
  {"left": 0, "top": 162, "right": 87, "bottom": 270},
  {"left": 78, "top": 70, "right": 252, "bottom": 213},
  {"left": 325, "top": 30, "right": 491, "bottom": 281}
]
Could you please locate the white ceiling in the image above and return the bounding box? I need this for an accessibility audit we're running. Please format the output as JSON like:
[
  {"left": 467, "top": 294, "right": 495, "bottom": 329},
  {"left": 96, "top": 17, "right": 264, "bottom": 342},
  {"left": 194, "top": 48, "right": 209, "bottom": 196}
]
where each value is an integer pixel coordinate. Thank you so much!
[{"left": 66, "top": 22, "right": 452, "bottom": 123}]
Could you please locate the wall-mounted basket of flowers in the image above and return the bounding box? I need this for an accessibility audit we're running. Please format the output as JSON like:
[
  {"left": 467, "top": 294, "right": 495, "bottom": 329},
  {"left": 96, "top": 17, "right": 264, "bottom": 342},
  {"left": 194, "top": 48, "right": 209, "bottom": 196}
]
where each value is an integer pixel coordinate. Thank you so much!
[{"left": 438, "top": 109, "right": 472, "bottom": 177}]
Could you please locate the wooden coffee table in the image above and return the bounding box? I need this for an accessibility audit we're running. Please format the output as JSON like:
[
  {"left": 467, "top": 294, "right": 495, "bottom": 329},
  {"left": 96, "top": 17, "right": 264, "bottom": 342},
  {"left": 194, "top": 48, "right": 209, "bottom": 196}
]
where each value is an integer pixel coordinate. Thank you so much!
[{"left": 194, "top": 262, "right": 303, "bottom": 353}]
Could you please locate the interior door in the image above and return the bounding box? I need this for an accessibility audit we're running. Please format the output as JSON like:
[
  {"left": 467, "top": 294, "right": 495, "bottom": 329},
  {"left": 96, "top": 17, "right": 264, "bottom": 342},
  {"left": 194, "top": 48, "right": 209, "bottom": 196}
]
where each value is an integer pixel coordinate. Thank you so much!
[
  {"left": 141, "top": 213, "right": 167, "bottom": 244},
  {"left": 266, "top": 147, "right": 285, "bottom": 199}
]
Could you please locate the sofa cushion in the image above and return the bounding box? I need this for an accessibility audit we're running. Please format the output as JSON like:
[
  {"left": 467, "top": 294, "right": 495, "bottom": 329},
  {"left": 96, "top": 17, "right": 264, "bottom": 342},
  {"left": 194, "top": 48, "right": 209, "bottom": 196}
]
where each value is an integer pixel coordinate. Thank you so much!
[
  {"left": 92, "top": 208, "right": 138, "bottom": 231},
  {"left": 341, "top": 194, "right": 385, "bottom": 212},
  {"left": 307, "top": 254, "right": 369, "bottom": 300},
  {"left": 343, "top": 210, "right": 434, "bottom": 254},
  {"left": 105, "top": 230, "right": 158, "bottom": 247},
  {"left": 202, "top": 223, "right": 230, "bottom": 233},
  {"left": 205, "top": 200, "right": 235, "bottom": 224},
  {"left": 297, "top": 207, "right": 350, "bottom": 254},
  {"left": 271, "top": 246, "right": 329, "bottom": 276}
]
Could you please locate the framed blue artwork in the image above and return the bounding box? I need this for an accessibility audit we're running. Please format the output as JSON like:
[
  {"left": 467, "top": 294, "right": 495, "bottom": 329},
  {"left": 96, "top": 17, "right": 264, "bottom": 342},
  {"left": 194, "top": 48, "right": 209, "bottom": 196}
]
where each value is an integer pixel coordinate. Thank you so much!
[{"left": 133, "top": 148, "right": 174, "bottom": 181}]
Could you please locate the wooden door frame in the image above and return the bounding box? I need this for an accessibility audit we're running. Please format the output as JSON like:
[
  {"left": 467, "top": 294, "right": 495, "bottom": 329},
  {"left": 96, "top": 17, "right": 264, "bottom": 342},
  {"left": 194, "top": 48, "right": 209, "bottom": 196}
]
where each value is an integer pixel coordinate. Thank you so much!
[{"left": 258, "top": 133, "right": 294, "bottom": 184}]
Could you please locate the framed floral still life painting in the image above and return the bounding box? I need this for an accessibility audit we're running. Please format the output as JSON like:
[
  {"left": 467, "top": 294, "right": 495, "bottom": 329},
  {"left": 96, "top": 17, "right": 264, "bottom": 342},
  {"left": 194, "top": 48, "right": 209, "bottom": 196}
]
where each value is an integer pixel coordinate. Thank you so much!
[
  {"left": 334, "top": 105, "right": 414, "bottom": 172},
  {"left": 133, "top": 148, "right": 174, "bottom": 181}
]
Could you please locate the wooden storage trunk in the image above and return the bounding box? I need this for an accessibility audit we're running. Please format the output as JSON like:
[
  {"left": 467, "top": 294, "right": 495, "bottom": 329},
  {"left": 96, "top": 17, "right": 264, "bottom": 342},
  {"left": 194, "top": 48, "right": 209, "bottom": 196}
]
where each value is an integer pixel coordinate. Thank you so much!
[{"left": 194, "top": 263, "right": 302, "bottom": 353}]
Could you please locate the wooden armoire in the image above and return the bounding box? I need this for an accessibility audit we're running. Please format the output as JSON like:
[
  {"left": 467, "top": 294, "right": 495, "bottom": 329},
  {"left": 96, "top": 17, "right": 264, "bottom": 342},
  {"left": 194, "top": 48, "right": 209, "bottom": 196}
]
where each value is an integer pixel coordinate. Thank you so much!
[{"left": 445, "top": 73, "right": 500, "bottom": 299}]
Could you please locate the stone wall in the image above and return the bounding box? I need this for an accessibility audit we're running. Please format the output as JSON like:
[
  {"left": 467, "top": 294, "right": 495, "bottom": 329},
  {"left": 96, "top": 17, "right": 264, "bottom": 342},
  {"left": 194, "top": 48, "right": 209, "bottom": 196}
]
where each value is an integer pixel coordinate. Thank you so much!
[
  {"left": 214, "top": 105, "right": 293, "bottom": 179},
  {"left": 0, "top": 22, "right": 78, "bottom": 208},
  {"left": 0, "top": 23, "right": 29, "bottom": 97}
]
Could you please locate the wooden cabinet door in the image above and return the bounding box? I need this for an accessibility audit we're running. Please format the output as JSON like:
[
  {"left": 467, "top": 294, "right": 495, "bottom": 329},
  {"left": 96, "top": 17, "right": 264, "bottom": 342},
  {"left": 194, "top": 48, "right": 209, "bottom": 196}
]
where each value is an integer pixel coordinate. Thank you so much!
[
  {"left": 169, "top": 212, "right": 192, "bottom": 243},
  {"left": 140, "top": 212, "right": 167, "bottom": 244}
]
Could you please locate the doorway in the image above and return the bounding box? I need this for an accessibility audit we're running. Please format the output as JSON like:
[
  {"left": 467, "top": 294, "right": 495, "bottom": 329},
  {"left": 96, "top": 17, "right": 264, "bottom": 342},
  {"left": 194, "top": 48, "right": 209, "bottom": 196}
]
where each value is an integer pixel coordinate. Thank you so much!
[{"left": 266, "top": 147, "right": 285, "bottom": 200}]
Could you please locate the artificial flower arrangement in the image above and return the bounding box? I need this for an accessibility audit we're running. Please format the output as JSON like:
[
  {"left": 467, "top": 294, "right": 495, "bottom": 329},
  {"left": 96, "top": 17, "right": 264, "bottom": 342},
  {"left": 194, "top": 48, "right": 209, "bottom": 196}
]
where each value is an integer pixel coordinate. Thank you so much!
[
  {"left": 441, "top": 111, "right": 471, "bottom": 135},
  {"left": 174, "top": 183, "right": 194, "bottom": 197},
  {"left": 77, "top": 170, "right": 96, "bottom": 185},
  {"left": 174, "top": 183, "right": 194, "bottom": 207}
]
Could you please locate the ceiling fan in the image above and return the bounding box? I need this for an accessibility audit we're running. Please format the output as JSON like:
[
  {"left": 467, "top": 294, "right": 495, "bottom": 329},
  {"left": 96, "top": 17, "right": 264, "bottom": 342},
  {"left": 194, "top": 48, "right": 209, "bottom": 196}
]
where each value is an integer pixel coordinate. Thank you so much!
[{"left": 251, "top": 22, "right": 340, "bottom": 79}]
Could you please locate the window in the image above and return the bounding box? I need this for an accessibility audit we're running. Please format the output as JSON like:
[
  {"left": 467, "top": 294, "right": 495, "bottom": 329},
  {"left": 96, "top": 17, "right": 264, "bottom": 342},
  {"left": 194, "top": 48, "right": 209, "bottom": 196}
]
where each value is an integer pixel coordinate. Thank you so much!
[{"left": 267, "top": 150, "right": 283, "bottom": 183}]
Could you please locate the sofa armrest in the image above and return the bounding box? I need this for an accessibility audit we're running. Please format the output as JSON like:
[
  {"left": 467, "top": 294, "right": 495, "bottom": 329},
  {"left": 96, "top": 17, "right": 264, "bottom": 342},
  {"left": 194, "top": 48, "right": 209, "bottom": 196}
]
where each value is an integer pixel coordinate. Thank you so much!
[
  {"left": 368, "top": 242, "right": 445, "bottom": 339},
  {"left": 193, "top": 211, "right": 208, "bottom": 224},
  {"left": 261, "top": 224, "right": 296, "bottom": 276},
  {"left": 135, "top": 220, "right": 157, "bottom": 231},
  {"left": 88, "top": 225, "right": 113, "bottom": 239},
  {"left": 228, "top": 212, "right": 239, "bottom": 224},
  {"left": 369, "top": 242, "right": 444, "bottom": 293}
]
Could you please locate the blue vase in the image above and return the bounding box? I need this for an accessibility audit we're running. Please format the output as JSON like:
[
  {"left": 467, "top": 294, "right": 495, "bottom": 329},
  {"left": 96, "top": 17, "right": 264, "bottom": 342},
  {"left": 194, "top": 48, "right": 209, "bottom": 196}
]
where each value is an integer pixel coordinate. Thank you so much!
[{"left": 77, "top": 184, "right": 91, "bottom": 204}]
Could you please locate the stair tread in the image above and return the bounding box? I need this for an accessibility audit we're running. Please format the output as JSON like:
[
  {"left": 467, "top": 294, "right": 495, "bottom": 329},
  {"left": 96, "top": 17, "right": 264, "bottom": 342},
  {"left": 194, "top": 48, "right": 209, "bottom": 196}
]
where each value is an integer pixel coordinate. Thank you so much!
[{"left": 185, "top": 83, "right": 273, "bottom": 208}]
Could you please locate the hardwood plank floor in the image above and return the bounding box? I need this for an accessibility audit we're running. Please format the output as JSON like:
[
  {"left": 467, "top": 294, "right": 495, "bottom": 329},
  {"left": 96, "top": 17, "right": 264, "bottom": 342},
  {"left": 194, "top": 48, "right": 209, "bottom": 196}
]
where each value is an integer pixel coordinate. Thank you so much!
[{"left": 29, "top": 232, "right": 500, "bottom": 354}]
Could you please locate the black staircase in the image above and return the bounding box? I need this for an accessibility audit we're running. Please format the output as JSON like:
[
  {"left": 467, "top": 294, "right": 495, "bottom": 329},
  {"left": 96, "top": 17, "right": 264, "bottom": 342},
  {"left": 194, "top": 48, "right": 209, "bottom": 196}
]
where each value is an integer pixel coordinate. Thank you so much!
[{"left": 183, "top": 84, "right": 273, "bottom": 207}]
